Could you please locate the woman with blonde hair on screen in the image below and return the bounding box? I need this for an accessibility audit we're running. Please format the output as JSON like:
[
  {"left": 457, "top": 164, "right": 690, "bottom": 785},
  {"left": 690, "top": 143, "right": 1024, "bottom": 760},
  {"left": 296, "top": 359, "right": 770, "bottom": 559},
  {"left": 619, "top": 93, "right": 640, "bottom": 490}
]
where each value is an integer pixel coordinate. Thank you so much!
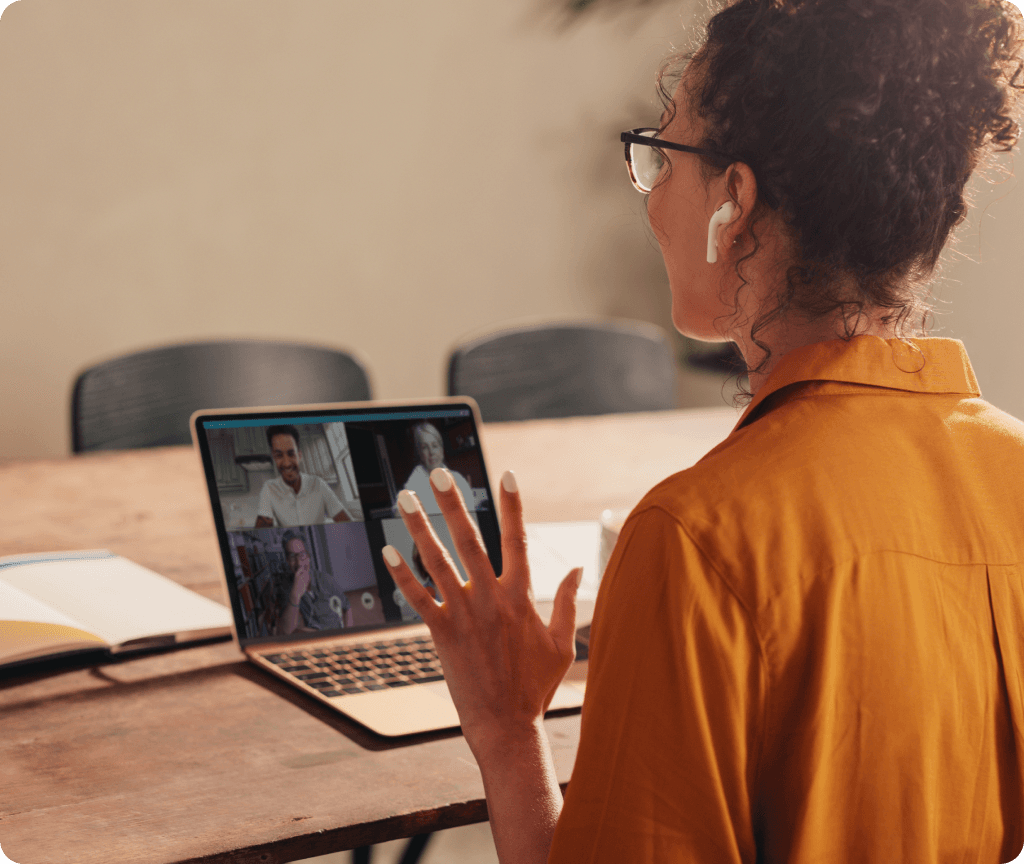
[
  {"left": 402, "top": 421, "right": 475, "bottom": 514},
  {"left": 382, "top": 0, "right": 1024, "bottom": 861}
]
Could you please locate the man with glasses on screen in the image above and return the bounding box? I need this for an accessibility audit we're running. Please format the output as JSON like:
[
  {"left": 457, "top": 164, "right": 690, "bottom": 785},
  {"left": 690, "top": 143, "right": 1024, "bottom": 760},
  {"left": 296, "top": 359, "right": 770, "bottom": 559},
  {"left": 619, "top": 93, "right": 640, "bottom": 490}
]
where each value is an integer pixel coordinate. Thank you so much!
[
  {"left": 254, "top": 425, "right": 353, "bottom": 528},
  {"left": 274, "top": 530, "right": 353, "bottom": 635}
]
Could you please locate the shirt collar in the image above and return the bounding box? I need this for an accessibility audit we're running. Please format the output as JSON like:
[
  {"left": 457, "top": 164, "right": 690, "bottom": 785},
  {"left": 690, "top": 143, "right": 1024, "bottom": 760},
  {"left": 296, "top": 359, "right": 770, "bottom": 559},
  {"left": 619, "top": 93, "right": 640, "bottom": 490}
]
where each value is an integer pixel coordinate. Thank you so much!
[
  {"left": 276, "top": 472, "right": 310, "bottom": 497},
  {"left": 736, "top": 336, "right": 980, "bottom": 428}
]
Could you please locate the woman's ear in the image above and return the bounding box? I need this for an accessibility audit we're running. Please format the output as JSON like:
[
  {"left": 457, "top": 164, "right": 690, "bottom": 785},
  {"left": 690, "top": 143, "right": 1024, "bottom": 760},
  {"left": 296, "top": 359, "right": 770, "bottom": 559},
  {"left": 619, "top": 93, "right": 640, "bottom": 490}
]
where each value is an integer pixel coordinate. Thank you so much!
[{"left": 711, "top": 162, "right": 760, "bottom": 259}]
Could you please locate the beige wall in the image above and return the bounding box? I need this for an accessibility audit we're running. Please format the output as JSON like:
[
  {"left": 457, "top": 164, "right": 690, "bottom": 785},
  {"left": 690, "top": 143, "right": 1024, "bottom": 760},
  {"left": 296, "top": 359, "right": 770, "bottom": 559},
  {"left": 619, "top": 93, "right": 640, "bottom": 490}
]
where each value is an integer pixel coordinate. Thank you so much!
[
  {"left": 0, "top": 0, "right": 1020, "bottom": 461},
  {"left": 0, "top": 0, "right": 698, "bottom": 460},
  {"left": 932, "top": 155, "right": 1024, "bottom": 421},
  {"left": 683, "top": 160, "right": 1024, "bottom": 417}
]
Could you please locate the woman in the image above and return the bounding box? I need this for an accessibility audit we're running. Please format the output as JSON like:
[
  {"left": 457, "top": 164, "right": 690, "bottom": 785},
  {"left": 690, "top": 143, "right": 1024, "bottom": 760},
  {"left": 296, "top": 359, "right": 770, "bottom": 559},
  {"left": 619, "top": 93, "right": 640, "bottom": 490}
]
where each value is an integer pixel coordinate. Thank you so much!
[
  {"left": 402, "top": 421, "right": 475, "bottom": 514},
  {"left": 382, "top": 0, "right": 1024, "bottom": 861}
]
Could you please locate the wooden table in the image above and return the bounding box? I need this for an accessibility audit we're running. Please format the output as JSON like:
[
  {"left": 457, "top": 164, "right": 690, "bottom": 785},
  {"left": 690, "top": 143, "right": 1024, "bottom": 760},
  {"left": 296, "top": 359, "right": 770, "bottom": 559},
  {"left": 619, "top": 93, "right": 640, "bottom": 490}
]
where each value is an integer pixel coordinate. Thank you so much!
[{"left": 0, "top": 408, "right": 738, "bottom": 864}]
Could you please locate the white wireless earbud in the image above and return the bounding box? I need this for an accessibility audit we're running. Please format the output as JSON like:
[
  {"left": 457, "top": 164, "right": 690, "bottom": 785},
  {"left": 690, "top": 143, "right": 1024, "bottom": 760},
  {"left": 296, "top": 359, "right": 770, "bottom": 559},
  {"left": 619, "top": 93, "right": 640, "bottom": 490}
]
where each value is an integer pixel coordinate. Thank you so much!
[{"left": 706, "top": 201, "right": 736, "bottom": 264}]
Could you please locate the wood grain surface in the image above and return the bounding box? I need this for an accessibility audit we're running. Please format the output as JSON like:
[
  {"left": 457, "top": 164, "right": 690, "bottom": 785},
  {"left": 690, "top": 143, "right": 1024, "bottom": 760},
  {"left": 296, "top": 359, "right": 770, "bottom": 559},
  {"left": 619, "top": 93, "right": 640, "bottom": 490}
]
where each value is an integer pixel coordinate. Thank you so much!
[{"left": 0, "top": 408, "right": 737, "bottom": 864}]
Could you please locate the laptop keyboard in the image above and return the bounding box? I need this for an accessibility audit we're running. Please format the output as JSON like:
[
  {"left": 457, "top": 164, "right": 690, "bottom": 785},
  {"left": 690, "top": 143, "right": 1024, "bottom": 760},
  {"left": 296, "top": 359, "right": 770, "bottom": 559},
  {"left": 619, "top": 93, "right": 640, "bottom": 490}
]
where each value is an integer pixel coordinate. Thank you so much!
[{"left": 261, "top": 635, "right": 444, "bottom": 697}]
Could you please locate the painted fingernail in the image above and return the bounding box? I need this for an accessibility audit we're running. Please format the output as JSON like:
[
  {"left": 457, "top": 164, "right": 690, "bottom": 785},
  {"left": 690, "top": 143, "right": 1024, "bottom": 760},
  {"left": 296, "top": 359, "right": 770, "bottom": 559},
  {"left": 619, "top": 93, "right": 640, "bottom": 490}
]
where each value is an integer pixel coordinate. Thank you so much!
[
  {"left": 573, "top": 567, "right": 584, "bottom": 588},
  {"left": 382, "top": 545, "right": 401, "bottom": 567},
  {"left": 430, "top": 467, "right": 452, "bottom": 492},
  {"left": 501, "top": 470, "right": 518, "bottom": 494},
  {"left": 397, "top": 490, "right": 419, "bottom": 514}
]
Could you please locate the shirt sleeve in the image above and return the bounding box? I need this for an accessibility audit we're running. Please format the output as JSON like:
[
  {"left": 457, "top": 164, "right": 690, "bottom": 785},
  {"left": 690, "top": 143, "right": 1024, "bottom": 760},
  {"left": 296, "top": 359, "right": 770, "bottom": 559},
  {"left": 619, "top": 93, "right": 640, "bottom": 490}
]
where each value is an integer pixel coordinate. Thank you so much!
[
  {"left": 256, "top": 481, "right": 275, "bottom": 522},
  {"left": 549, "top": 506, "right": 764, "bottom": 864},
  {"left": 319, "top": 478, "right": 349, "bottom": 520}
]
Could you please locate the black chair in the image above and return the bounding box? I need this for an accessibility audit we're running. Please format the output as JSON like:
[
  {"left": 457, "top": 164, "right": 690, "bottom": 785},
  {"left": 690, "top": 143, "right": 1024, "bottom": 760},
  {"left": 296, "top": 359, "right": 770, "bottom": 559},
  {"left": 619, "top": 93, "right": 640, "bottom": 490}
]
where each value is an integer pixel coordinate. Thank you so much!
[
  {"left": 71, "top": 339, "right": 372, "bottom": 452},
  {"left": 446, "top": 320, "right": 677, "bottom": 422}
]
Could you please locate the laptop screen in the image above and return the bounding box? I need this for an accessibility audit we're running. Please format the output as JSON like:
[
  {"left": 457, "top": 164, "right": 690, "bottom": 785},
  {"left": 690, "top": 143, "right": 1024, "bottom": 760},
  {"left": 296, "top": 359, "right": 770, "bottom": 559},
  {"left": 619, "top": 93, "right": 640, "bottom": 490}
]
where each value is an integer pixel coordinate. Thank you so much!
[{"left": 192, "top": 401, "right": 501, "bottom": 645}]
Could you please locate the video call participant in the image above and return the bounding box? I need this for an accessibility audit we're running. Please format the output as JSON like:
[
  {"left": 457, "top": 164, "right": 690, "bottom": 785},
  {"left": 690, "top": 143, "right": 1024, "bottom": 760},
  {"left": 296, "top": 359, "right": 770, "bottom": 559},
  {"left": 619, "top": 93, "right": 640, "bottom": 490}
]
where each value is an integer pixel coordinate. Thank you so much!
[
  {"left": 403, "top": 421, "right": 474, "bottom": 514},
  {"left": 275, "top": 529, "right": 353, "bottom": 635},
  {"left": 255, "top": 425, "right": 353, "bottom": 528}
]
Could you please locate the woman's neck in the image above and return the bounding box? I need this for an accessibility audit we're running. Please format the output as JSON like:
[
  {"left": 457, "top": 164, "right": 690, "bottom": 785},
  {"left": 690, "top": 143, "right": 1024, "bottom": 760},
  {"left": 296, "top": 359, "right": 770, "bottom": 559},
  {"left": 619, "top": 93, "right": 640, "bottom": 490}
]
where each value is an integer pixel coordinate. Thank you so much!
[{"left": 735, "top": 312, "right": 905, "bottom": 397}]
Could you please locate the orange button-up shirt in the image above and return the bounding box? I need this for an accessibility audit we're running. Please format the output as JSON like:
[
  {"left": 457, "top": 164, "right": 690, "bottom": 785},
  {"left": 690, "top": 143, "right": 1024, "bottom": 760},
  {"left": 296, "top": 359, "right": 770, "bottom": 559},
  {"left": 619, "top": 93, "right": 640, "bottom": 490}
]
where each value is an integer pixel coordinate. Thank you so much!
[{"left": 550, "top": 336, "right": 1024, "bottom": 863}]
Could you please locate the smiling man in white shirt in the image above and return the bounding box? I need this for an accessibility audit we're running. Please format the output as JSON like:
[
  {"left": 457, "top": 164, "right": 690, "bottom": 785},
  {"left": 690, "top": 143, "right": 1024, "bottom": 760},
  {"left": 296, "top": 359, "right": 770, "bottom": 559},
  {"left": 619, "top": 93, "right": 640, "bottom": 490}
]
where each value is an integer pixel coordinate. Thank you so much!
[{"left": 254, "top": 425, "right": 353, "bottom": 528}]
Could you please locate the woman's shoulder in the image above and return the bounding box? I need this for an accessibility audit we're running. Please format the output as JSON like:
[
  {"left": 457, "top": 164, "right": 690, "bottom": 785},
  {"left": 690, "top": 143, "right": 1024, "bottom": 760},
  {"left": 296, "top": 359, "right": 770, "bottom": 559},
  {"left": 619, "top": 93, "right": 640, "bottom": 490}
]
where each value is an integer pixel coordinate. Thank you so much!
[
  {"left": 404, "top": 464, "right": 428, "bottom": 485},
  {"left": 632, "top": 386, "right": 1024, "bottom": 562},
  {"left": 629, "top": 398, "right": 837, "bottom": 528}
]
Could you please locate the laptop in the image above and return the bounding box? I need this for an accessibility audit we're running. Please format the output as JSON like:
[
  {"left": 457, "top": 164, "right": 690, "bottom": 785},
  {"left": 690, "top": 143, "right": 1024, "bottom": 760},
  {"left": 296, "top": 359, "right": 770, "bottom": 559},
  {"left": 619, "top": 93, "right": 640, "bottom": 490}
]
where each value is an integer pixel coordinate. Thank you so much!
[{"left": 191, "top": 397, "right": 586, "bottom": 736}]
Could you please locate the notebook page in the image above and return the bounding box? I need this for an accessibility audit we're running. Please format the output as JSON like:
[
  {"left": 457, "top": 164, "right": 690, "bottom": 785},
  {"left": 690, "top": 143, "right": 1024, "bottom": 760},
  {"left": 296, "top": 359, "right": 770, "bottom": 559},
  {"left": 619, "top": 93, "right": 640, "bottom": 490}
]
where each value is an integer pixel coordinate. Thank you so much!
[
  {"left": 0, "top": 579, "right": 93, "bottom": 630},
  {"left": 0, "top": 554, "right": 232, "bottom": 647},
  {"left": 0, "top": 580, "right": 108, "bottom": 664}
]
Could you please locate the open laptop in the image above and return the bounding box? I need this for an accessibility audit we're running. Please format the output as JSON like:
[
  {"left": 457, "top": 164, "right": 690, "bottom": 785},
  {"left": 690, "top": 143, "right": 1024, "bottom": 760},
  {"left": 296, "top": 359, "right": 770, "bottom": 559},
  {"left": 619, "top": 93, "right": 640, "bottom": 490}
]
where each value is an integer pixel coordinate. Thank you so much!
[{"left": 191, "top": 397, "right": 586, "bottom": 736}]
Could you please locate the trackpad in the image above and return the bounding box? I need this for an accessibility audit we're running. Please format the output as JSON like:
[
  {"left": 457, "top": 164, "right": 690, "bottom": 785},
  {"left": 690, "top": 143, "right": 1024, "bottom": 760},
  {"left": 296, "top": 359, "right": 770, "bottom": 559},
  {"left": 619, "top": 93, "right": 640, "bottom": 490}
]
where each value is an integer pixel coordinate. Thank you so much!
[{"left": 334, "top": 681, "right": 461, "bottom": 737}]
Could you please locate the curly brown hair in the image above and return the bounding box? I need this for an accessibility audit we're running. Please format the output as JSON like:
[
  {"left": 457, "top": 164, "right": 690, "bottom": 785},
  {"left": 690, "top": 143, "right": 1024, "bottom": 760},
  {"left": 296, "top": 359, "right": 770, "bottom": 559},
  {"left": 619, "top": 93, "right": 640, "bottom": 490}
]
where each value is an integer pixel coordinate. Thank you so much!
[{"left": 657, "top": 0, "right": 1024, "bottom": 396}]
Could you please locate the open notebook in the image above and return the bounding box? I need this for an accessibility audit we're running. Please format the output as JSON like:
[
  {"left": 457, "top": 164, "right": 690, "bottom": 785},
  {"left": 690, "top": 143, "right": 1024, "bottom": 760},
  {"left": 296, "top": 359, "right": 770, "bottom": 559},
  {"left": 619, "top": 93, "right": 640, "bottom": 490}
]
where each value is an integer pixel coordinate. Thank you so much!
[{"left": 0, "top": 550, "right": 232, "bottom": 669}]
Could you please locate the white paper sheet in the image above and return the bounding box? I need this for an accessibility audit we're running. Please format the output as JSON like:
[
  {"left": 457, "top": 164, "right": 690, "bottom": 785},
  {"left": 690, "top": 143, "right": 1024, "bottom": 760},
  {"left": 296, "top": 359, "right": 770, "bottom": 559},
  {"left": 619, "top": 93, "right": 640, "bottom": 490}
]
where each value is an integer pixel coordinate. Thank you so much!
[{"left": 525, "top": 521, "right": 601, "bottom": 601}]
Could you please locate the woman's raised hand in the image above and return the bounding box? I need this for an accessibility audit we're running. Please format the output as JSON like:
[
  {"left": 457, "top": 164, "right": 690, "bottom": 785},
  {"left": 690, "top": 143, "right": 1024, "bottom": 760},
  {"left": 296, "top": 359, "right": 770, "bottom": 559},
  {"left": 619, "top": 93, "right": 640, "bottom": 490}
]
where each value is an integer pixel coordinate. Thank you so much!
[{"left": 381, "top": 468, "right": 582, "bottom": 752}]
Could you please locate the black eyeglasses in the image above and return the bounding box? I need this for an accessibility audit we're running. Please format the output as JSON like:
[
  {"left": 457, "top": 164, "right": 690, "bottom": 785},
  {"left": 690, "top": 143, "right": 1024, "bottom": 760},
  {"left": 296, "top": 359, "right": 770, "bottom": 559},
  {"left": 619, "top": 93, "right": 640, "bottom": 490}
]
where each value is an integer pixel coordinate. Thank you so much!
[
  {"left": 620, "top": 127, "right": 778, "bottom": 208},
  {"left": 620, "top": 128, "right": 728, "bottom": 193}
]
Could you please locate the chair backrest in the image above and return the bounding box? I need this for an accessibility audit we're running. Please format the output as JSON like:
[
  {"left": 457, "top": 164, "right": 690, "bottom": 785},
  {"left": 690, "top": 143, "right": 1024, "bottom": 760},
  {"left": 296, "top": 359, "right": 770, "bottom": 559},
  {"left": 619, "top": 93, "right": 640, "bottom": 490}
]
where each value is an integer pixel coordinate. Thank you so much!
[
  {"left": 446, "top": 320, "right": 677, "bottom": 422},
  {"left": 71, "top": 340, "right": 372, "bottom": 452}
]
